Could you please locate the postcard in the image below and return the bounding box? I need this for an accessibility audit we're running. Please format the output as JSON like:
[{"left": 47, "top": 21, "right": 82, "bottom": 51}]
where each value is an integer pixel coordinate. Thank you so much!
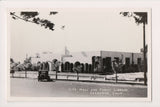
[{"left": 7, "top": 8, "right": 151, "bottom": 101}]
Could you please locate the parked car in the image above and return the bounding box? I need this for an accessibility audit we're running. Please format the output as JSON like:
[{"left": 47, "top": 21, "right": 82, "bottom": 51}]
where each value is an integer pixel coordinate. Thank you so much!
[{"left": 38, "top": 70, "right": 50, "bottom": 81}]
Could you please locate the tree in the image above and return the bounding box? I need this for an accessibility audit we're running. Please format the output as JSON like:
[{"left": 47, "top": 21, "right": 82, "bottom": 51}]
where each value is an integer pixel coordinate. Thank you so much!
[
  {"left": 10, "top": 58, "right": 16, "bottom": 77},
  {"left": 10, "top": 11, "right": 59, "bottom": 78},
  {"left": 52, "top": 59, "right": 60, "bottom": 80},
  {"left": 10, "top": 58, "right": 14, "bottom": 64},
  {"left": 120, "top": 12, "right": 148, "bottom": 85},
  {"left": 16, "top": 63, "right": 25, "bottom": 71},
  {"left": 37, "top": 61, "right": 41, "bottom": 71},
  {"left": 10, "top": 11, "right": 58, "bottom": 31},
  {"left": 73, "top": 61, "right": 82, "bottom": 81},
  {"left": 23, "top": 56, "right": 32, "bottom": 78}
]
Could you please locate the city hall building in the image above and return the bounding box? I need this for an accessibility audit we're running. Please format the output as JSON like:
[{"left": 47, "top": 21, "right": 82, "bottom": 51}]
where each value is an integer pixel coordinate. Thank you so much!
[{"left": 31, "top": 50, "right": 143, "bottom": 73}]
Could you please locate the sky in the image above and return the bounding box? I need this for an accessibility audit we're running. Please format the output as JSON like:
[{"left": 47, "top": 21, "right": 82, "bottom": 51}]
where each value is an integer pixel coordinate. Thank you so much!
[{"left": 9, "top": 8, "right": 150, "bottom": 62}]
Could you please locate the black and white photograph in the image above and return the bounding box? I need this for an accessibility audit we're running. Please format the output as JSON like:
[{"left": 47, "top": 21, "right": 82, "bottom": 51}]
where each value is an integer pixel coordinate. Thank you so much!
[{"left": 8, "top": 8, "right": 151, "bottom": 101}]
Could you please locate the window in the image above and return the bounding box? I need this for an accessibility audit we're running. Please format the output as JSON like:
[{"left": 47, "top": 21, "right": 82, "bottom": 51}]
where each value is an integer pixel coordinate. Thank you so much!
[
  {"left": 103, "top": 57, "right": 112, "bottom": 72},
  {"left": 137, "top": 58, "right": 141, "bottom": 65},
  {"left": 125, "top": 57, "right": 130, "bottom": 66},
  {"left": 65, "top": 62, "right": 70, "bottom": 72}
]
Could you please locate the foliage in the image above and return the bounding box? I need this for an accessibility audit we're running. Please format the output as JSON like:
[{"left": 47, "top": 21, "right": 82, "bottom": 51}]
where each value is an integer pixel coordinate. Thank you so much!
[
  {"left": 10, "top": 11, "right": 58, "bottom": 31},
  {"left": 120, "top": 12, "right": 148, "bottom": 85},
  {"left": 23, "top": 57, "right": 32, "bottom": 70},
  {"left": 10, "top": 58, "right": 14, "bottom": 64},
  {"left": 120, "top": 12, "right": 147, "bottom": 25},
  {"left": 50, "top": 11, "right": 58, "bottom": 15},
  {"left": 21, "top": 12, "right": 39, "bottom": 19},
  {"left": 74, "top": 61, "right": 81, "bottom": 67},
  {"left": 73, "top": 61, "right": 82, "bottom": 74},
  {"left": 121, "top": 65, "right": 139, "bottom": 73}
]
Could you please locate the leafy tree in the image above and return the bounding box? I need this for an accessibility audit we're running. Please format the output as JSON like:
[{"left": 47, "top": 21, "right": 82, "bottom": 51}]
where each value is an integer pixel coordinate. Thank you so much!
[
  {"left": 37, "top": 61, "right": 41, "bottom": 71},
  {"left": 23, "top": 57, "right": 32, "bottom": 70},
  {"left": 10, "top": 58, "right": 18, "bottom": 77},
  {"left": 16, "top": 63, "right": 25, "bottom": 71},
  {"left": 73, "top": 61, "right": 82, "bottom": 81},
  {"left": 10, "top": 58, "right": 14, "bottom": 64},
  {"left": 120, "top": 12, "right": 148, "bottom": 85},
  {"left": 23, "top": 56, "right": 32, "bottom": 77},
  {"left": 120, "top": 12, "right": 147, "bottom": 24},
  {"left": 10, "top": 11, "right": 58, "bottom": 78},
  {"left": 10, "top": 11, "right": 58, "bottom": 31},
  {"left": 52, "top": 59, "right": 60, "bottom": 80}
]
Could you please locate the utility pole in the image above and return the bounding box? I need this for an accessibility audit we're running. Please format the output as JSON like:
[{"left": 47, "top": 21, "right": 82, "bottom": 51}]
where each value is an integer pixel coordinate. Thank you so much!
[{"left": 143, "top": 22, "right": 147, "bottom": 85}]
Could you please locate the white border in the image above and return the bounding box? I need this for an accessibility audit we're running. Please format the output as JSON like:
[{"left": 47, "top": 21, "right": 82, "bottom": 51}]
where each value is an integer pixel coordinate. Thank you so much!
[
  {"left": 1, "top": 0, "right": 160, "bottom": 106},
  {"left": 6, "top": 7, "right": 152, "bottom": 102}
]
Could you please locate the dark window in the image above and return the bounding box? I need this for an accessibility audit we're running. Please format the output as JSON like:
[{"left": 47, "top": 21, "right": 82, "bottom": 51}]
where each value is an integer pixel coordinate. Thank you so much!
[
  {"left": 106, "top": 57, "right": 111, "bottom": 67},
  {"left": 84, "top": 63, "right": 89, "bottom": 73},
  {"left": 102, "top": 58, "right": 106, "bottom": 66},
  {"left": 89, "top": 64, "right": 92, "bottom": 73},
  {"left": 102, "top": 57, "right": 112, "bottom": 72},
  {"left": 65, "top": 62, "right": 70, "bottom": 72},
  {"left": 125, "top": 58, "right": 130, "bottom": 66},
  {"left": 81, "top": 63, "right": 84, "bottom": 73},
  {"left": 70, "top": 63, "right": 73, "bottom": 72},
  {"left": 61, "top": 63, "right": 64, "bottom": 72},
  {"left": 137, "top": 58, "right": 141, "bottom": 65},
  {"left": 92, "top": 56, "right": 96, "bottom": 70}
]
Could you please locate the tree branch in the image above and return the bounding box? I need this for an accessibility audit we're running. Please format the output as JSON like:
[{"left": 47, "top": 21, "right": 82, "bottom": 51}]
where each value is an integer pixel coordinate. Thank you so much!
[{"left": 10, "top": 12, "right": 56, "bottom": 31}]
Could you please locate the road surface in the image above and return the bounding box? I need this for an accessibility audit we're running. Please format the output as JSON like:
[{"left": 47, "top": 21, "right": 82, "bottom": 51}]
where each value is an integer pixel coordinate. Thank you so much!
[{"left": 10, "top": 78, "right": 147, "bottom": 97}]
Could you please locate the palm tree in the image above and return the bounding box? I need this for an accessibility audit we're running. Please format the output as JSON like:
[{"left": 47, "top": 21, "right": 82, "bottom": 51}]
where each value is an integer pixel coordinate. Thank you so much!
[{"left": 120, "top": 12, "right": 148, "bottom": 85}]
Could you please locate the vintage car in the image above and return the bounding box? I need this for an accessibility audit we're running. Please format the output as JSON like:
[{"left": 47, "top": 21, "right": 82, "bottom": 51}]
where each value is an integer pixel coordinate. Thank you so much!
[{"left": 38, "top": 70, "right": 50, "bottom": 81}]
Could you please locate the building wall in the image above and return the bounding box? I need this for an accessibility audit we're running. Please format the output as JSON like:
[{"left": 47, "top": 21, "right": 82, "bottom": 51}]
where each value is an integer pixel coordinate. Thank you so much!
[
  {"left": 31, "top": 50, "right": 143, "bottom": 65},
  {"left": 64, "top": 51, "right": 100, "bottom": 64},
  {"left": 30, "top": 50, "right": 143, "bottom": 73},
  {"left": 101, "top": 51, "right": 143, "bottom": 65}
]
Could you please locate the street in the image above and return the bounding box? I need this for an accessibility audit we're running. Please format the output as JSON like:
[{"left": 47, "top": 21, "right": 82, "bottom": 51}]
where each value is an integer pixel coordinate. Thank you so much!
[{"left": 10, "top": 78, "right": 147, "bottom": 97}]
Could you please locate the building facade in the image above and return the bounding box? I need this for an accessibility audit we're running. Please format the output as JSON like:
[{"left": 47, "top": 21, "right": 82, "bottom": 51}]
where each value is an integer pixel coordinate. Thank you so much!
[{"left": 31, "top": 50, "right": 143, "bottom": 74}]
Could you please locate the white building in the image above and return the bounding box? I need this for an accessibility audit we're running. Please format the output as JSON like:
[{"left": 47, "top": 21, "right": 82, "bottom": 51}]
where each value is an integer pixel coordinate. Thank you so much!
[{"left": 31, "top": 50, "right": 143, "bottom": 66}]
